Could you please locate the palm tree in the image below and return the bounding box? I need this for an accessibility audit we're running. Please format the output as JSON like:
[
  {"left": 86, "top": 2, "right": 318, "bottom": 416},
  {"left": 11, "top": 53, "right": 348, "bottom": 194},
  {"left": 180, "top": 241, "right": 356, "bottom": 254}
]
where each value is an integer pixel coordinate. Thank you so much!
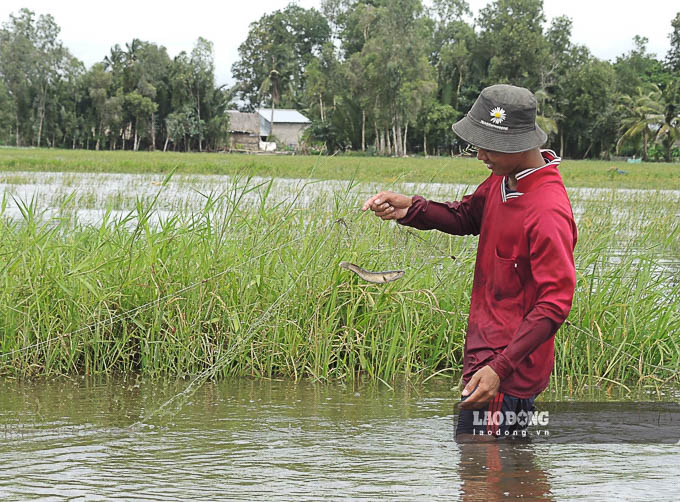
[
  {"left": 103, "top": 45, "right": 125, "bottom": 71},
  {"left": 656, "top": 81, "right": 680, "bottom": 162},
  {"left": 256, "top": 68, "right": 281, "bottom": 141},
  {"left": 616, "top": 85, "right": 664, "bottom": 161},
  {"left": 535, "top": 89, "right": 559, "bottom": 136},
  {"left": 257, "top": 66, "right": 294, "bottom": 141}
]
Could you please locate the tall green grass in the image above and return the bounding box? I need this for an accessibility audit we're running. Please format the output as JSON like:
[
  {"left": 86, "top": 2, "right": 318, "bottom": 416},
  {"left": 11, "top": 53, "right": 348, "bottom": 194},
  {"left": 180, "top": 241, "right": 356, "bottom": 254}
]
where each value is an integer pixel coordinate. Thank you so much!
[
  {"left": 0, "top": 174, "right": 678, "bottom": 390},
  {"left": 0, "top": 176, "right": 470, "bottom": 381},
  {"left": 552, "top": 189, "right": 680, "bottom": 392}
]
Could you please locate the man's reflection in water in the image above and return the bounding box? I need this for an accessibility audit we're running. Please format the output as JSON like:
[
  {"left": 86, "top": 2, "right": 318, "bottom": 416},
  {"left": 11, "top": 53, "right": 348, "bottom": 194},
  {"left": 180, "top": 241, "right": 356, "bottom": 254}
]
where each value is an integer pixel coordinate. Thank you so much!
[{"left": 457, "top": 439, "right": 553, "bottom": 502}]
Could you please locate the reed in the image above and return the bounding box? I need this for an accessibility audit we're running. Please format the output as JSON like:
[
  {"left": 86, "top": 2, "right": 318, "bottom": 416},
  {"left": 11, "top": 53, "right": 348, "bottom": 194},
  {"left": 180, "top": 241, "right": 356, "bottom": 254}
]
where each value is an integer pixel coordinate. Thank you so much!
[{"left": 0, "top": 170, "right": 678, "bottom": 390}]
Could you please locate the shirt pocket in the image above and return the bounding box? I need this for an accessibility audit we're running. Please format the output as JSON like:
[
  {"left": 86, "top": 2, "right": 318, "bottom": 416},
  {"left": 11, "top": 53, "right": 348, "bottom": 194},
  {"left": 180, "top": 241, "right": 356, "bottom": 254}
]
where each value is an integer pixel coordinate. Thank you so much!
[{"left": 493, "top": 248, "right": 524, "bottom": 300}]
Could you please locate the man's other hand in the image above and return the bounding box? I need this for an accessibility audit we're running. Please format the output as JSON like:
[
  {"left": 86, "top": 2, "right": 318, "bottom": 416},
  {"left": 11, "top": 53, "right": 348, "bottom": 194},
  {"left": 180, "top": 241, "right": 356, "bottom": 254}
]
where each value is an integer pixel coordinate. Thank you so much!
[
  {"left": 361, "top": 191, "right": 412, "bottom": 220},
  {"left": 459, "top": 365, "right": 501, "bottom": 410}
]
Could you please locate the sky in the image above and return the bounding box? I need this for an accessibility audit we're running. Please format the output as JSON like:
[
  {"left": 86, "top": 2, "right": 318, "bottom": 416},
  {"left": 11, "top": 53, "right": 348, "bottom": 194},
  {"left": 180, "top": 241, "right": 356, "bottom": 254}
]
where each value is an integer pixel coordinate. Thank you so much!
[{"left": 1, "top": 0, "right": 677, "bottom": 86}]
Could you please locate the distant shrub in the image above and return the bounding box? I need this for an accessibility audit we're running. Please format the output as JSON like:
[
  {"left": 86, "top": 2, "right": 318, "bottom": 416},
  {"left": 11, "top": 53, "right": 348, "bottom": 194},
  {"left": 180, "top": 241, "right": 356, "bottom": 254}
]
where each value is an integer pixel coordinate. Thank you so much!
[{"left": 647, "top": 144, "right": 665, "bottom": 162}]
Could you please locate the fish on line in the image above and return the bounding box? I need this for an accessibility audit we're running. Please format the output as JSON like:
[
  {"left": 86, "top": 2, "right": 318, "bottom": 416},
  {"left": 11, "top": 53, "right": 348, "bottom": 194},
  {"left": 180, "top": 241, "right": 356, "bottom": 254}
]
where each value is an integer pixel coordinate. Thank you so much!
[{"left": 339, "top": 261, "right": 405, "bottom": 284}]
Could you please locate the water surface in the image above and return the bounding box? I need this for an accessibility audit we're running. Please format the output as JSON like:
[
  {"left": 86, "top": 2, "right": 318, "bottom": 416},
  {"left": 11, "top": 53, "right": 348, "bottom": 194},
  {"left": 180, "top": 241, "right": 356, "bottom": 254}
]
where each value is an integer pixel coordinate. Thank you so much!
[{"left": 1, "top": 377, "right": 678, "bottom": 501}]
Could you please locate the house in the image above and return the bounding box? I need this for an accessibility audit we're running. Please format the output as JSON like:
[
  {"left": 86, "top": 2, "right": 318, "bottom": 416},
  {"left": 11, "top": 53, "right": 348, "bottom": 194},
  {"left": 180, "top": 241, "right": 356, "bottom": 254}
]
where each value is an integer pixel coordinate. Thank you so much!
[
  {"left": 227, "top": 109, "right": 312, "bottom": 151},
  {"left": 257, "top": 109, "right": 311, "bottom": 150},
  {"left": 227, "top": 111, "right": 260, "bottom": 151}
]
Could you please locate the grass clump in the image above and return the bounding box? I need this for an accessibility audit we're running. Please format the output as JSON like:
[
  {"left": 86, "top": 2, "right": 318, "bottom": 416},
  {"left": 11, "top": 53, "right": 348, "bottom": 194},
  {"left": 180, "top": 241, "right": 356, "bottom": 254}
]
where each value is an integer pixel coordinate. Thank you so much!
[
  {"left": 0, "top": 176, "right": 473, "bottom": 381},
  {"left": 0, "top": 173, "right": 678, "bottom": 390}
]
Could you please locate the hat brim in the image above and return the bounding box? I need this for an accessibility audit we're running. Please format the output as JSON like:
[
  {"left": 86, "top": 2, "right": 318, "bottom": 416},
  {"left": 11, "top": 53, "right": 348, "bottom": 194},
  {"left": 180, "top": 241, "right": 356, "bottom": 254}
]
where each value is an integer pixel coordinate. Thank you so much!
[{"left": 452, "top": 115, "right": 547, "bottom": 154}]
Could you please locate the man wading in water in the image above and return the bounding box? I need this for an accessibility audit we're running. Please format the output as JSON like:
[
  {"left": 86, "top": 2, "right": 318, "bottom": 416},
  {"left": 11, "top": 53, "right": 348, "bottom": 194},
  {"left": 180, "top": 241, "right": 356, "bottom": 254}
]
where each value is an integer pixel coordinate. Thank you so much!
[{"left": 362, "top": 84, "right": 577, "bottom": 438}]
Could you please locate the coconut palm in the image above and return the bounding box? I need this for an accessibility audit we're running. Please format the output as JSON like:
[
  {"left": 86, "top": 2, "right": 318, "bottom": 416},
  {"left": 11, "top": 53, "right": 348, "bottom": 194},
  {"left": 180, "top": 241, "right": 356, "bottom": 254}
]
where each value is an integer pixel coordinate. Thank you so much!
[
  {"left": 655, "top": 81, "right": 680, "bottom": 162},
  {"left": 616, "top": 84, "right": 664, "bottom": 161},
  {"left": 534, "top": 88, "right": 561, "bottom": 147},
  {"left": 260, "top": 68, "right": 280, "bottom": 127},
  {"left": 257, "top": 65, "right": 295, "bottom": 140}
]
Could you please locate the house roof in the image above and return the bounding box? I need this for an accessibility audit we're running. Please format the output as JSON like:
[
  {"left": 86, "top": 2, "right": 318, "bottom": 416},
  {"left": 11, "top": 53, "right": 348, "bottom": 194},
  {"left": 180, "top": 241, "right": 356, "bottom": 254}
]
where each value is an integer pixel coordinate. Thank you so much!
[
  {"left": 227, "top": 111, "right": 259, "bottom": 133},
  {"left": 257, "top": 109, "right": 311, "bottom": 124}
]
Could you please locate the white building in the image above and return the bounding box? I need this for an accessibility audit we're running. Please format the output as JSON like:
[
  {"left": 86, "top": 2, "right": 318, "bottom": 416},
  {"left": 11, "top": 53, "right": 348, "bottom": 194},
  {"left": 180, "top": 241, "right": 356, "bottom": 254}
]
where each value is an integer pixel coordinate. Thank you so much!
[{"left": 257, "top": 109, "right": 311, "bottom": 150}]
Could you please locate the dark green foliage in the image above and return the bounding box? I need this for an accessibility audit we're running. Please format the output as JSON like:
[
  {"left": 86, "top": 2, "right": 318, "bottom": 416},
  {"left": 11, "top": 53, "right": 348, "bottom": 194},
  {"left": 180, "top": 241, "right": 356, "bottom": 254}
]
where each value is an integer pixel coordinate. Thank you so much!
[
  {"left": 305, "top": 118, "right": 350, "bottom": 153},
  {"left": 667, "top": 13, "right": 680, "bottom": 72},
  {"left": 476, "top": 0, "right": 548, "bottom": 89},
  {"left": 1, "top": 5, "right": 679, "bottom": 160},
  {"left": 0, "top": 11, "right": 229, "bottom": 152},
  {"left": 231, "top": 5, "right": 331, "bottom": 110}
]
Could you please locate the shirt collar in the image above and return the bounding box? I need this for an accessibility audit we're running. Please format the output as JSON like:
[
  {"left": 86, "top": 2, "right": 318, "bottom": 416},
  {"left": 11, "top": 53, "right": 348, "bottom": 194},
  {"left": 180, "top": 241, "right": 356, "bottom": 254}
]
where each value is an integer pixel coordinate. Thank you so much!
[
  {"left": 500, "top": 150, "right": 561, "bottom": 203},
  {"left": 516, "top": 149, "right": 560, "bottom": 180}
]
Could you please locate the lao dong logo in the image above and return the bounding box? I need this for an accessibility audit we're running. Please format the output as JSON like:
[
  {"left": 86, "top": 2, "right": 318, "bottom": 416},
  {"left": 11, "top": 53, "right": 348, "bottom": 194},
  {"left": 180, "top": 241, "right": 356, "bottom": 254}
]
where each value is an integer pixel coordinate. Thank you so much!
[{"left": 473, "top": 409, "right": 549, "bottom": 427}]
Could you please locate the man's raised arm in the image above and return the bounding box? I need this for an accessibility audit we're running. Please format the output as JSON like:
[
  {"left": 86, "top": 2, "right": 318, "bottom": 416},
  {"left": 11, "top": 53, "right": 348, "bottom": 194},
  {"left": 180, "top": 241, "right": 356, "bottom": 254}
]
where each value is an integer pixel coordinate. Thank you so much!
[{"left": 363, "top": 177, "right": 491, "bottom": 236}]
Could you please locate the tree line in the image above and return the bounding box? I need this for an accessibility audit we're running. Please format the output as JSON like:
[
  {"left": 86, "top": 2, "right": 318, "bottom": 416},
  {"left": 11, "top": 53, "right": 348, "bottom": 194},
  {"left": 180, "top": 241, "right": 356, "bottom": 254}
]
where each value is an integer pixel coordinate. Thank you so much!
[
  {"left": 0, "top": 9, "right": 228, "bottom": 152},
  {"left": 1, "top": 1, "right": 679, "bottom": 160}
]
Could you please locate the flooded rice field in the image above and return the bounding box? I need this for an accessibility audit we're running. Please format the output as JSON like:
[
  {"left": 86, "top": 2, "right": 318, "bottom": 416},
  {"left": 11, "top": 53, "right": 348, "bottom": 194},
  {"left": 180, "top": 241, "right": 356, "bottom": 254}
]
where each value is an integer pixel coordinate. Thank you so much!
[
  {"left": 1, "top": 170, "right": 677, "bottom": 274},
  {"left": 0, "top": 170, "right": 679, "bottom": 223},
  {"left": 1, "top": 377, "right": 678, "bottom": 501},
  {"left": 0, "top": 171, "right": 678, "bottom": 500}
]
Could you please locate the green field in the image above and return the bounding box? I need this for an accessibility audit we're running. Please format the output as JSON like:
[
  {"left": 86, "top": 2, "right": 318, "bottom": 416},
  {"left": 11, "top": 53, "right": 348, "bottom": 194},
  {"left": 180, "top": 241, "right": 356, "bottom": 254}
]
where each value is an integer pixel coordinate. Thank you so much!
[
  {"left": 0, "top": 148, "right": 678, "bottom": 391},
  {"left": 1, "top": 147, "right": 679, "bottom": 189}
]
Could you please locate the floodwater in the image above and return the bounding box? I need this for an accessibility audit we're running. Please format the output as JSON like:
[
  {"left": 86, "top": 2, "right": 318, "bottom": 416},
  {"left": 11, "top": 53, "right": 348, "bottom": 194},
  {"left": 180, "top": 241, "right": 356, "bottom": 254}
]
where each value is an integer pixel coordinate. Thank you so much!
[
  {"left": 1, "top": 170, "right": 679, "bottom": 226},
  {"left": 1, "top": 377, "right": 678, "bottom": 501},
  {"left": 0, "top": 172, "right": 678, "bottom": 499},
  {"left": 2, "top": 170, "right": 677, "bottom": 274}
]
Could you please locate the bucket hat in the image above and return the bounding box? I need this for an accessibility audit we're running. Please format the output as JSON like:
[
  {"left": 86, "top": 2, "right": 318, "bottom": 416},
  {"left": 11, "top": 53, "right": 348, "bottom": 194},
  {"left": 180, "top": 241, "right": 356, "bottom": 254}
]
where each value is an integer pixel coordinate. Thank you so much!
[{"left": 451, "top": 84, "right": 547, "bottom": 153}]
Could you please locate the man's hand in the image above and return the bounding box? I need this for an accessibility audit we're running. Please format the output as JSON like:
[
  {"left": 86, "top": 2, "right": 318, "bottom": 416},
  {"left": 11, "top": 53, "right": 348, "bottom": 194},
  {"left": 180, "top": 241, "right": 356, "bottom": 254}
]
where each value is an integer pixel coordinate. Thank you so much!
[
  {"left": 361, "top": 191, "right": 412, "bottom": 220},
  {"left": 459, "top": 365, "right": 501, "bottom": 410}
]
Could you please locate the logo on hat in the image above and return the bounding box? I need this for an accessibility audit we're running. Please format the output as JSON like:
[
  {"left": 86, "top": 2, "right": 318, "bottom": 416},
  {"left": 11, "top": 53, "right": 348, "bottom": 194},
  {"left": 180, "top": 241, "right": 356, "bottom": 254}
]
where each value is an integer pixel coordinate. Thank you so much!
[{"left": 489, "top": 107, "right": 506, "bottom": 125}]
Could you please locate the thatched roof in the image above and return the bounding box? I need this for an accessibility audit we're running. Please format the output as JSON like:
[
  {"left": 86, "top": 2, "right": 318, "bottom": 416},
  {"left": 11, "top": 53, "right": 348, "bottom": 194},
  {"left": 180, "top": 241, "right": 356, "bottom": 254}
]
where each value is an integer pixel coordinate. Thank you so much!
[{"left": 227, "top": 111, "right": 259, "bottom": 133}]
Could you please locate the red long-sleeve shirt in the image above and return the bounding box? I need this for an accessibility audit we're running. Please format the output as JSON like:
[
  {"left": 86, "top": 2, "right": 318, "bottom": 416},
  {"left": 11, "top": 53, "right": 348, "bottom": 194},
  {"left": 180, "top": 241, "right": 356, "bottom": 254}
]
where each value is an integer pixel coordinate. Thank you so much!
[{"left": 398, "top": 150, "right": 577, "bottom": 397}]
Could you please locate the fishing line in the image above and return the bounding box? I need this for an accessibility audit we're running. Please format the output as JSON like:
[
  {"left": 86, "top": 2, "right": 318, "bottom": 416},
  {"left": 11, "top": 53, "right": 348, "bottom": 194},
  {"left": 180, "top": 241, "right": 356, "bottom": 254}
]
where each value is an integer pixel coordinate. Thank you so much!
[
  {"left": 131, "top": 195, "right": 420, "bottom": 424},
  {"left": 0, "top": 220, "right": 334, "bottom": 361},
  {"left": 0, "top": 152, "right": 337, "bottom": 361},
  {"left": 400, "top": 227, "right": 460, "bottom": 261},
  {"left": 132, "top": 217, "right": 339, "bottom": 426},
  {"left": 4, "top": 158, "right": 675, "bottom": 413}
]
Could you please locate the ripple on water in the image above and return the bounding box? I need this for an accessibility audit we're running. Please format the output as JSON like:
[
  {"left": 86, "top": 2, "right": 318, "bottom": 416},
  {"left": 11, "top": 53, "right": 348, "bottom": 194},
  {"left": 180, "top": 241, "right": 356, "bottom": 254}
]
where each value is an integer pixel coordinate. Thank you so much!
[{"left": 1, "top": 378, "right": 679, "bottom": 500}]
